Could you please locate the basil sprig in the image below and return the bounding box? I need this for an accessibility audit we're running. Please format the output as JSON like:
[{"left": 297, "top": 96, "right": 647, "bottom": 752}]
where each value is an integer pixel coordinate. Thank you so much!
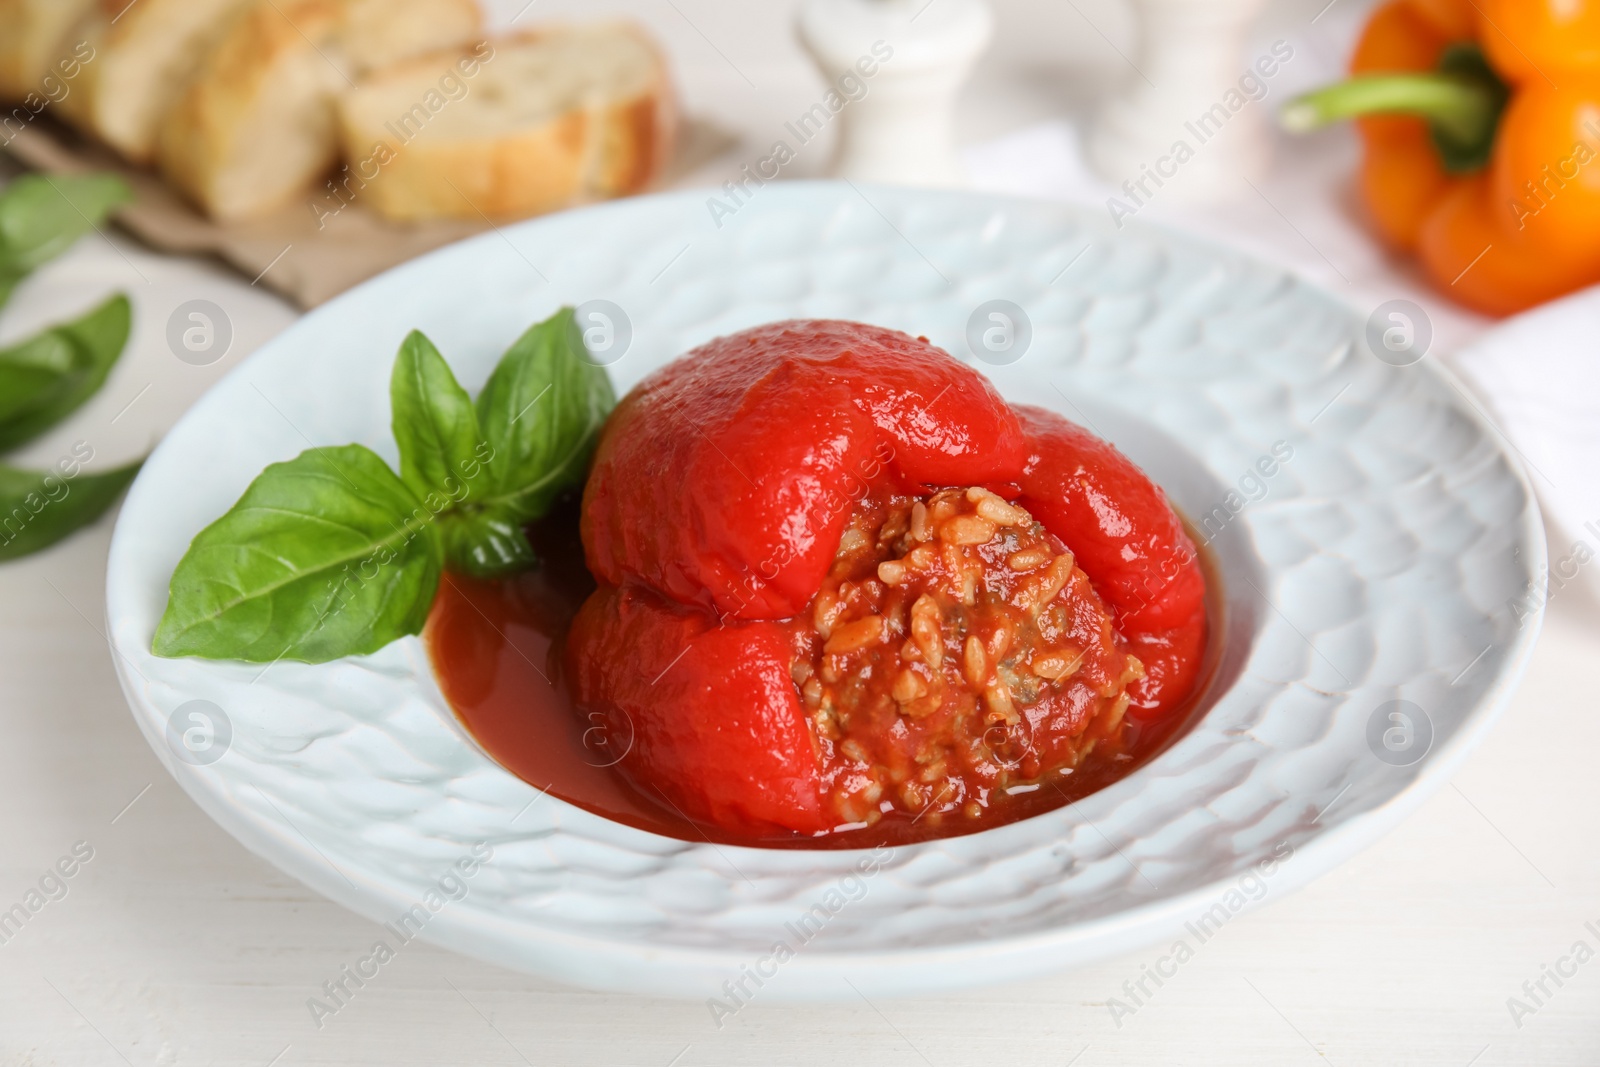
[
  {"left": 0, "top": 172, "right": 141, "bottom": 563},
  {"left": 153, "top": 307, "right": 616, "bottom": 663}
]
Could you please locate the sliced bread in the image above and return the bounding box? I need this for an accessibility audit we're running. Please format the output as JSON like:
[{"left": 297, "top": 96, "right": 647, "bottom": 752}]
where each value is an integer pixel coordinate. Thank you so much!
[
  {"left": 158, "top": 0, "right": 480, "bottom": 221},
  {"left": 0, "top": 0, "right": 98, "bottom": 100},
  {"left": 334, "top": 23, "right": 677, "bottom": 223},
  {"left": 55, "top": 0, "right": 256, "bottom": 165}
]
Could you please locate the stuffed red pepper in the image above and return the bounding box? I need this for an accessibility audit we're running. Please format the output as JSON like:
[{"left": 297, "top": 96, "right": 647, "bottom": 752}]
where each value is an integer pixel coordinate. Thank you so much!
[{"left": 566, "top": 320, "right": 1207, "bottom": 837}]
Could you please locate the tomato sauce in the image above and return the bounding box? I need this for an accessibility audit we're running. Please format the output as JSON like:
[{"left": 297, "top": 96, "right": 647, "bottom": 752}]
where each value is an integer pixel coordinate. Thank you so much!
[{"left": 425, "top": 494, "right": 1224, "bottom": 850}]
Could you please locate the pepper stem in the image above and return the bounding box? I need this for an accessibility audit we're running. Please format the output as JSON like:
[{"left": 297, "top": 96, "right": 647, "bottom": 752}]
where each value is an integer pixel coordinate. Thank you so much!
[
  {"left": 1281, "top": 74, "right": 1496, "bottom": 142},
  {"left": 1279, "top": 44, "right": 1510, "bottom": 174}
]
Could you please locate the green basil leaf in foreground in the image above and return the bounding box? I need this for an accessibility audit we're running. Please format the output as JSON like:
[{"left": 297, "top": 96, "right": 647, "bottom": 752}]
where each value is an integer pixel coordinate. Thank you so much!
[
  {"left": 0, "top": 459, "right": 141, "bottom": 562},
  {"left": 0, "top": 175, "right": 132, "bottom": 308},
  {"left": 391, "top": 329, "right": 486, "bottom": 502},
  {"left": 391, "top": 329, "right": 534, "bottom": 577},
  {"left": 152, "top": 445, "right": 443, "bottom": 663},
  {"left": 0, "top": 294, "right": 131, "bottom": 452},
  {"left": 151, "top": 307, "right": 620, "bottom": 661},
  {"left": 475, "top": 307, "right": 617, "bottom": 523}
]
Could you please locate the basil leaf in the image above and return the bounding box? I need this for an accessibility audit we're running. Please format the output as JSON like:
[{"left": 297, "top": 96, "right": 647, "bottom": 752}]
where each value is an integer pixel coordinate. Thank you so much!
[
  {"left": 475, "top": 307, "right": 616, "bottom": 523},
  {"left": 391, "top": 330, "right": 484, "bottom": 501},
  {"left": 437, "top": 506, "right": 536, "bottom": 579},
  {"left": 0, "top": 459, "right": 141, "bottom": 562},
  {"left": 150, "top": 308, "right": 621, "bottom": 661},
  {"left": 0, "top": 294, "right": 131, "bottom": 452},
  {"left": 0, "top": 331, "right": 77, "bottom": 426},
  {"left": 152, "top": 445, "right": 443, "bottom": 663},
  {"left": 390, "top": 330, "right": 535, "bottom": 576},
  {"left": 0, "top": 175, "right": 131, "bottom": 308}
]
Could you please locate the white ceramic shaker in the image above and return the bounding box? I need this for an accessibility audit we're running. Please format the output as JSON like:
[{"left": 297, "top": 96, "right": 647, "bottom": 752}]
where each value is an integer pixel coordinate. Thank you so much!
[
  {"left": 797, "top": 0, "right": 994, "bottom": 187},
  {"left": 1087, "top": 0, "right": 1273, "bottom": 200}
]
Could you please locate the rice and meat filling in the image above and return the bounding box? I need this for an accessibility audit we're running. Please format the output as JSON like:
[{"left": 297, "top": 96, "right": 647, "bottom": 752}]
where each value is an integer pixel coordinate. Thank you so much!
[{"left": 786, "top": 485, "right": 1145, "bottom": 827}]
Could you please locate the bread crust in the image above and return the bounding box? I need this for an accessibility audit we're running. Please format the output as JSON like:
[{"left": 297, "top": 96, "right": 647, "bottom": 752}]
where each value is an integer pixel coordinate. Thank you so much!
[
  {"left": 597, "top": 77, "right": 678, "bottom": 198},
  {"left": 336, "top": 24, "right": 678, "bottom": 223}
]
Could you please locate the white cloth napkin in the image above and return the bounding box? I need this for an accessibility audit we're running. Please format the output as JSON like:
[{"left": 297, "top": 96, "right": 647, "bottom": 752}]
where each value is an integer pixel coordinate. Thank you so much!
[{"left": 1453, "top": 290, "right": 1600, "bottom": 603}]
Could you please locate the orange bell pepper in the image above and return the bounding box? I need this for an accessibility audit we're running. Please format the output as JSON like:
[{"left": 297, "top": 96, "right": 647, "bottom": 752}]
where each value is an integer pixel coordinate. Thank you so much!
[{"left": 1284, "top": 0, "right": 1600, "bottom": 316}]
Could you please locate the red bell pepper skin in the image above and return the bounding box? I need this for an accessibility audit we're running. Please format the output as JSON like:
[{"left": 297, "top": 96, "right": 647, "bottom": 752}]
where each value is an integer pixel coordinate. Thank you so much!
[
  {"left": 580, "top": 321, "right": 1029, "bottom": 621},
  {"left": 565, "top": 584, "right": 828, "bottom": 832},
  {"left": 569, "top": 321, "right": 1207, "bottom": 836},
  {"left": 1015, "top": 406, "right": 1208, "bottom": 718}
]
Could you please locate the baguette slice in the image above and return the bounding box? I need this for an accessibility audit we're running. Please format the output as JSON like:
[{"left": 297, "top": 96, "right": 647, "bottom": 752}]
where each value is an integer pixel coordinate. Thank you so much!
[
  {"left": 54, "top": 0, "right": 256, "bottom": 164},
  {"left": 335, "top": 23, "right": 677, "bottom": 223},
  {"left": 158, "top": 0, "right": 480, "bottom": 221},
  {"left": 0, "top": 0, "right": 97, "bottom": 100}
]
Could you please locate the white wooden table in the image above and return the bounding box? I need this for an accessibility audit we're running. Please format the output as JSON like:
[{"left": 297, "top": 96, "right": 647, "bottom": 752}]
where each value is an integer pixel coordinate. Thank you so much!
[{"left": 3, "top": 1, "right": 1597, "bottom": 1063}]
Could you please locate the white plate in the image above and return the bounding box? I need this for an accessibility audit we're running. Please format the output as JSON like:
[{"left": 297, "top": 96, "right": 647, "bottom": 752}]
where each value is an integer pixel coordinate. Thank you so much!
[{"left": 106, "top": 183, "right": 1544, "bottom": 1001}]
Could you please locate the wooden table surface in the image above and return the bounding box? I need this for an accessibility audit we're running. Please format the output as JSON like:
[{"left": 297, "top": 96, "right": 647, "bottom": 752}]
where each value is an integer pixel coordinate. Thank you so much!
[{"left": 3, "top": 0, "right": 1597, "bottom": 1063}]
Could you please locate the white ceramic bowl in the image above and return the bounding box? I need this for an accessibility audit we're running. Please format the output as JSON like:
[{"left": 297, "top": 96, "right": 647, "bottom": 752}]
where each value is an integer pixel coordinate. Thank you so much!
[{"left": 105, "top": 183, "right": 1545, "bottom": 1001}]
